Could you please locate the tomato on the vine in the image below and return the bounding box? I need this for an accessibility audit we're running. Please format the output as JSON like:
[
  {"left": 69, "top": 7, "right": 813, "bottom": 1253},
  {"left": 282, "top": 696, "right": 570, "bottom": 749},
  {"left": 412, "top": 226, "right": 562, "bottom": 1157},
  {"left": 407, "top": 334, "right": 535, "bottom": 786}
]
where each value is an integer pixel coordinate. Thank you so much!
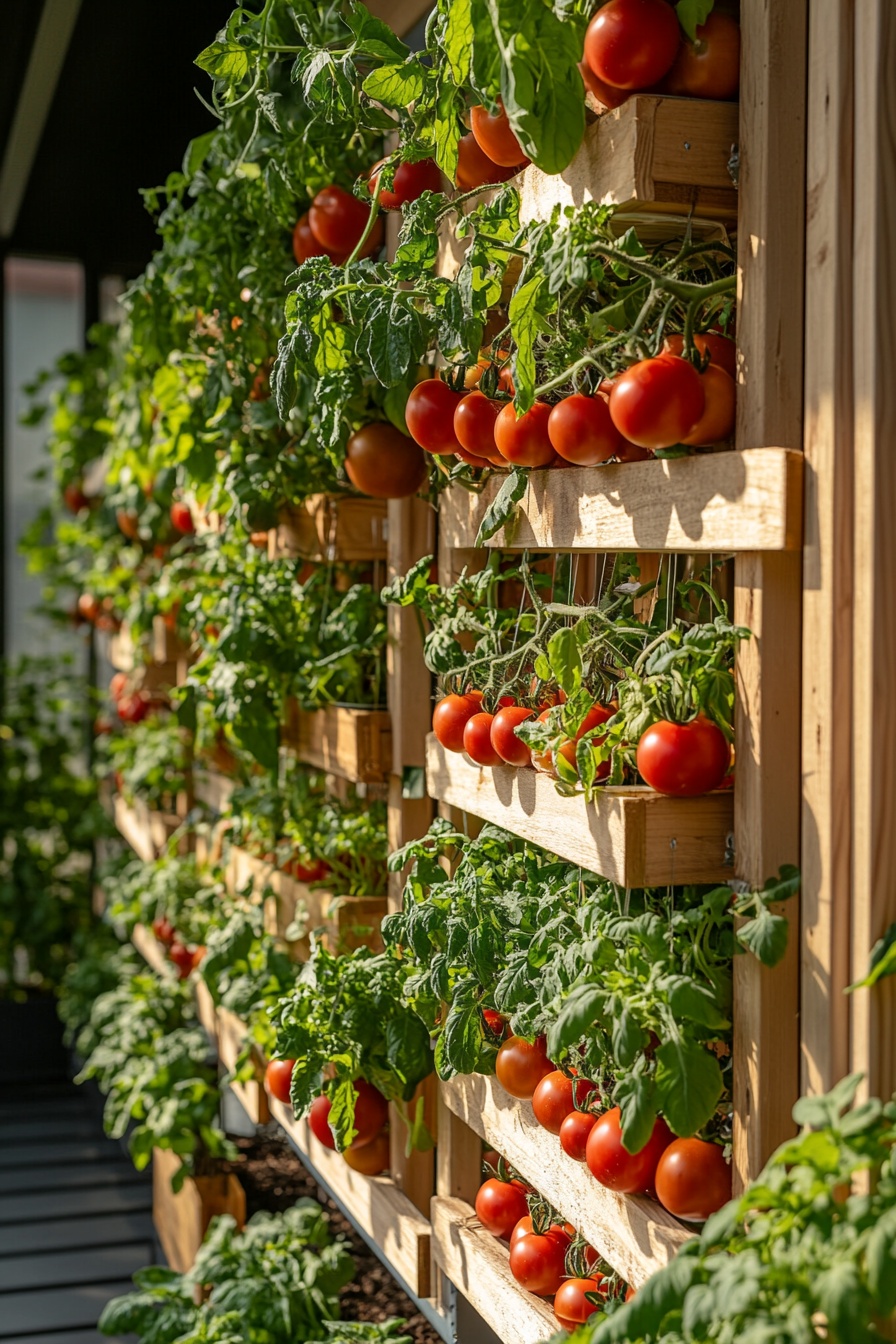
[
  {"left": 495, "top": 1035, "right": 554, "bottom": 1099},
  {"left": 308, "top": 1094, "right": 336, "bottom": 1149},
  {"left": 609, "top": 356, "right": 705, "bottom": 449},
  {"left": 433, "top": 692, "right": 483, "bottom": 752},
  {"left": 151, "top": 915, "right": 175, "bottom": 947},
  {"left": 292, "top": 212, "right": 343, "bottom": 265},
  {"left": 170, "top": 502, "right": 194, "bottom": 535},
  {"left": 583, "top": 0, "right": 681, "bottom": 91},
  {"left": 474, "top": 1176, "right": 530, "bottom": 1238},
  {"left": 578, "top": 59, "right": 631, "bottom": 110},
  {"left": 455, "top": 133, "right": 521, "bottom": 191},
  {"left": 309, "top": 184, "right": 383, "bottom": 258},
  {"left": 637, "top": 717, "right": 730, "bottom": 795},
  {"left": 532, "top": 1071, "right": 597, "bottom": 1135},
  {"left": 554, "top": 1276, "right": 607, "bottom": 1331},
  {"left": 490, "top": 704, "right": 535, "bottom": 767},
  {"left": 454, "top": 392, "right": 504, "bottom": 464},
  {"left": 664, "top": 13, "right": 741, "bottom": 100},
  {"left": 350, "top": 1080, "right": 389, "bottom": 1146},
  {"left": 406, "top": 379, "right": 464, "bottom": 455},
  {"left": 343, "top": 1129, "right": 389, "bottom": 1174},
  {"left": 482, "top": 1008, "right": 507, "bottom": 1038},
  {"left": 367, "top": 157, "right": 442, "bottom": 209},
  {"left": 662, "top": 331, "right": 737, "bottom": 380},
  {"left": 345, "top": 423, "right": 427, "bottom": 499},
  {"left": 494, "top": 401, "right": 555, "bottom": 467},
  {"left": 463, "top": 712, "right": 503, "bottom": 767},
  {"left": 559, "top": 1108, "right": 598, "bottom": 1162},
  {"left": 585, "top": 1108, "right": 673, "bottom": 1193},
  {"left": 470, "top": 101, "right": 529, "bottom": 168},
  {"left": 682, "top": 364, "right": 736, "bottom": 445},
  {"left": 654, "top": 1138, "right": 732, "bottom": 1221},
  {"left": 548, "top": 393, "right": 623, "bottom": 465},
  {"left": 265, "top": 1058, "right": 295, "bottom": 1105},
  {"left": 509, "top": 1228, "right": 568, "bottom": 1296},
  {"left": 118, "top": 691, "right": 150, "bottom": 724}
]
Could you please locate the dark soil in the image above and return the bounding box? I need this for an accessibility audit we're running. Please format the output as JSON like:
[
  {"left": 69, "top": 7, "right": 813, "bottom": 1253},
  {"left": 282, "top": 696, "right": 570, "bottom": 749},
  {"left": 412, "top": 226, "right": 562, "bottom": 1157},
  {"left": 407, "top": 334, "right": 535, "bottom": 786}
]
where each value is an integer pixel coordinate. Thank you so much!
[{"left": 227, "top": 1127, "right": 441, "bottom": 1344}]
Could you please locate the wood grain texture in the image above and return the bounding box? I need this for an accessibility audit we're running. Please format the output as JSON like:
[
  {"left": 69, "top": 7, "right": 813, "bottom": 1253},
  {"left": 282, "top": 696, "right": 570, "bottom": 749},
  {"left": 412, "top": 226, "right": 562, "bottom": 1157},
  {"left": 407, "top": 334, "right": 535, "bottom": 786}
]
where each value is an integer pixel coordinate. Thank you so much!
[
  {"left": 152, "top": 1148, "right": 245, "bottom": 1274},
  {"left": 426, "top": 734, "right": 734, "bottom": 886},
  {"left": 192, "top": 768, "right": 236, "bottom": 815},
  {"left": 282, "top": 703, "right": 392, "bottom": 783},
  {"left": 194, "top": 979, "right": 218, "bottom": 1047},
  {"left": 131, "top": 922, "right": 170, "bottom": 977},
  {"left": 850, "top": 0, "right": 896, "bottom": 1104},
  {"left": 436, "top": 1087, "right": 483, "bottom": 1208},
  {"left": 271, "top": 495, "right": 388, "bottom": 564},
  {"left": 439, "top": 450, "right": 803, "bottom": 554}
]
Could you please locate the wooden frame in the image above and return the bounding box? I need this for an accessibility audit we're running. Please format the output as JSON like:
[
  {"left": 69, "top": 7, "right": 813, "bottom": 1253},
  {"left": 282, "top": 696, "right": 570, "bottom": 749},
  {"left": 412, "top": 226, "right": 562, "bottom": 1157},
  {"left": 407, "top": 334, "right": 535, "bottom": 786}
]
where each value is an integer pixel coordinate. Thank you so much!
[
  {"left": 270, "top": 495, "right": 388, "bottom": 564},
  {"left": 282, "top": 702, "right": 392, "bottom": 784}
]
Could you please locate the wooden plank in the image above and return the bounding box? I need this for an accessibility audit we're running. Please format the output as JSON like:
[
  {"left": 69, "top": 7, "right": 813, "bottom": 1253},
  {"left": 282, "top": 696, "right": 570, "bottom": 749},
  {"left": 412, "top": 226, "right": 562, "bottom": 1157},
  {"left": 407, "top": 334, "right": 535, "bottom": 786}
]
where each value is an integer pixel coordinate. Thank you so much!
[
  {"left": 439, "top": 450, "right": 803, "bottom": 554},
  {"left": 0, "top": 1211, "right": 154, "bottom": 1257},
  {"left": 436, "top": 1087, "right": 482, "bottom": 1209},
  {"left": 0, "top": 1243, "right": 151, "bottom": 1293},
  {"left": 216, "top": 1006, "right": 271, "bottom": 1125},
  {"left": 442, "top": 1074, "right": 692, "bottom": 1287},
  {"left": 152, "top": 1147, "right": 246, "bottom": 1274},
  {"left": 282, "top": 703, "right": 392, "bottom": 784},
  {"left": 426, "top": 734, "right": 734, "bottom": 886},
  {"left": 195, "top": 978, "right": 219, "bottom": 1045},
  {"left": 0, "top": 1281, "right": 138, "bottom": 1337},
  {"left": 0, "top": 1183, "right": 151, "bottom": 1224},
  {"left": 431, "top": 1197, "right": 559, "bottom": 1344},
  {"left": 269, "top": 1097, "right": 432, "bottom": 1298},
  {"left": 800, "top": 0, "right": 855, "bottom": 1096},
  {"left": 131, "top": 922, "right": 171, "bottom": 977},
  {"left": 114, "top": 796, "right": 182, "bottom": 863},
  {"left": 272, "top": 496, "right": 388, "bottom": 563},
  {"left": 850, "top": 0, "right": 896, "bottom": 1104}
]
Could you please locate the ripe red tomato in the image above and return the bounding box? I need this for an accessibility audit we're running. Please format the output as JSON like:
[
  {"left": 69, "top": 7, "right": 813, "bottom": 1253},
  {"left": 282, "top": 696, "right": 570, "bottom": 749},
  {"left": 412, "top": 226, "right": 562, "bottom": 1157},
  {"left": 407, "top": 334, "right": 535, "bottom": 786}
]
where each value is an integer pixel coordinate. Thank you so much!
[
  {"left": 554, "top": 1276, "right": 607, "bottom": 1331},
  {"left": 495, "top": 1035, "right": 554, "bottom": 1100},
  {"left": 474, "top": 1176, "right": 530, "bottom": 1238},
  {"left": 117, "top": 691, "right": 150, "bottom": 724},
  {"left": 151, "top": 915, "right": 175, "bottom": 946},
  {"left": 494, "top": 401, "right": 555, "bottom": 468},
  {"left": 547, "top": 393, "right": 623, "bottom": 465},
  {"left": 368, "top": 157, "right": 443, "bottom": 209},
  {"left": 343, "top": 1129, "right": 389, "bottom": 1174},
  {"left": 482, "top": 1008, "right": 507, "bottom": 1038},
  {"left": 616, "top": 437, "right": 652, "bottom": 463},
  {"left": 654, "top": 1138, "right": 732, "bottom": 1221},
  {"left": 265, "top": 1058, "right": 295, "bottom": 1105},
  {"left": 609, "top": 356, "right": 705, "bottom": 449},
  {"left": 309, "top": 184, "right": 384, "bottom": 257},
  {"left": 170, "top": 501, "right": 194, "bottom": 535},
  {"left": 636, "top": 717, "right": 730, "bottom": 795},
  {"left": 585, "top": 1108, "right": 673, "bottom": 1193},
  {"left": 470, "top": 101, "right": 529, "bottom": 168},
  {"left": 584, "top": 0, "right": 681, "bottom": 91},
  {"left": 490, "top": 705, "right": 534, "bottom": 767},
  {"left": 455, "top": 133, "right": 521, "bottom": 191},
  {"left": 578, "top": 58, "right": 631, "bottom": 110},
  {"left": 454, "top": 392, "right": 504, "bottom": 465},
  {"left": 308, "top": 1094, "right": 337, "bottom": 1149},
  {"left": 168, "top": 941, "right": 196, "bottom": 980},
  {"left": 351, "top": 1080, "right": 389, "bottom": 1146},
  {"left": 63, "top": 481, "right": 90, "bottom": 513},
  {"left": 191, "top": 946, "right": 206, "bottom": 970},
  {"left": 345, "top": 423, "right": 427, "bottom": 499},
  {"left": 559, "top": 1108, "right": 598, "bottom": 1161},
  {"left": 532, "top": 1071, "right": 596, "bottom": 1135},
  {"left": 664, "top": 12, "right": 740, "bottom": 100},
  {"left": 509, "top": 1229, "right": 568, "bottom": 1296},
  {"left": 406, "top": 379, "right": 465, "bottom": 454},
  {"left": 463, "top": 712, "right": 503, "bottom": 767},
  {"left": 432, "top": 693, "right": 483, "bottom": 752},
  {"left": 682, "top": 364, "right": 736, "bottom": 445},
  {"left": 293, "top": 211, "right": 344, "bottom": 265},
  {"left": 662, "top": 331, "right": 737, "bottom": 380}
]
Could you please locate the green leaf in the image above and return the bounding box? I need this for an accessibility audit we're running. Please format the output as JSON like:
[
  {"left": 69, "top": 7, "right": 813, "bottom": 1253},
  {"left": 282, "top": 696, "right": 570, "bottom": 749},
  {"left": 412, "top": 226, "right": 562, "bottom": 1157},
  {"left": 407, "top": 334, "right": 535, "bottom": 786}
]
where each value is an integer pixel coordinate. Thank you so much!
[
  {"left": 815, "top": 1261, "right": 869, "bottom": 1343},
  {"left": 847, "top": 920, "right": 896, "bottom": 992},
  {"left": 546, "top": 627, "right": 583, "bottom": 696},
  {"left": 195, "top": 41, "right": 251, "bottom": 82},
  {"left": 663, "top": 976, "right": 731, "bottom": 1030},
  {"left": 496, "top": 3, "right": 588, "bottom": 175},
  {"left": 182, "top": 131, "right": 216, "bottom": 180},
  {"left": 546, "top": 982, "right": 603, "bottom": 1058},
  {"left": 443, "top": 0, "right": 476, "bottom": 83},
  {"left": 736, "top": 906, "right": 790, "bottom": 968},
  {"left": 654, "top": 1039, "right": 723, "bottom": 1137},
  {"left": 509, "top": 274, "right": 546, "bottom": 412},
  {"left": 475, "top": 466, "right": 528, "bottom": 545},
  {"left": 614, "top": 1070, "right": 657, "bottom": 1154},
  {"left": 866, "top": 1207, "right": 896, "bottom": 1314},
  {"left": 362, "top": 63, "right": 425, "bottom": 106},
  {"left": 676, "top": 0, "right": 715, "bottom": 43}
]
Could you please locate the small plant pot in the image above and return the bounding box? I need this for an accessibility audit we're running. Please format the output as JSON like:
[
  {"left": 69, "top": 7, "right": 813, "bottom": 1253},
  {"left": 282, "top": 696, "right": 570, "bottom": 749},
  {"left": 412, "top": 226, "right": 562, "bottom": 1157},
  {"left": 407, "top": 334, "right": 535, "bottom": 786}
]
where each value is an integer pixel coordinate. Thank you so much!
[{"left": 152, "top": 1147, "right": 246, "bottom": 1272}]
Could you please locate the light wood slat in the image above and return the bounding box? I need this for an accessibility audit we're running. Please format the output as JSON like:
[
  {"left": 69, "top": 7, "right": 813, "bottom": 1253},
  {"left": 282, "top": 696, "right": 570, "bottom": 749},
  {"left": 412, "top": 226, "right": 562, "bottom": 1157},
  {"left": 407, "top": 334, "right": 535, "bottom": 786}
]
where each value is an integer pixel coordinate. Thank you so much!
[
  {"left": 216, "top": 1005, "right": 270, "bottom": 1126},
  {"left": 364, "top": 0, "right": 430, "bottom": 36},
  {"left": 131, "top": 922, "right": 171, "bottom": 977},
  {"left": 271, "top": 496, "right": 388, "bottom": 563},
  {"left": 426, "top": 734, "right": 734, "bottom": 886},
  {"left": 193, "top": 768, "right": 236, "bottom": 814},
  {"left": 113, "top": 796, "right": 181, "bottom": 863},
  {"left": 282, "top": 703, "right": 392, "bottom": 784}
]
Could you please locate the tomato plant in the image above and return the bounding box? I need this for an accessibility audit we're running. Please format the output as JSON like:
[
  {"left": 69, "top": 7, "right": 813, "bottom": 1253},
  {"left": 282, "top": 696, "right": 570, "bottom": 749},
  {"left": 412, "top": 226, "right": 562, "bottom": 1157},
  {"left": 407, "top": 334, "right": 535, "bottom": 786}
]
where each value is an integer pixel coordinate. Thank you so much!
[
  {"left": 454, "top": 392, "right": 504, "bottom": 464},
  {"left": 470, "top": 102, "right": 529, "bottom": 169},
  {"left": 343, "top": 1130, "right": 389, "bottom": 1174},
  {"left": 368, "top": 156, "right": 442, "bottom": 209},
  {"left": 532, "top": 1071, "right": 596, "bottom": 1135},
  {"left": 664, "top": 12, "right": 741, "bottom": 100},
  {"left": 494, "top": 401, "right": 555, "bottom": 467},
  {"left": 490, "top": 705, "right": 535, "bottom": 767},
  {"left": 609, "top": 356, "right": 706, "bottom": 449},
  {"left": 405, "top": 379, "right": 464, "bottom": 455},
  {"left": 345, "top": 423, "right": 427, "bottom": 498},
  {"left": 559, "top": 1108, "right": 598, "bottom": 1162},
  {"left": 432, "top": 692, "right": 483, "bottom": 752},
  {"left": 547, "top": 393, "right": 623, "bottom": 465},
  {"left": 508, "top": 1227, "right": 568, "bottom": 1296},
  {"left": 553, "top": 1276, "right": 607, "bottom": 1331},
  {"left": 463, "top": 712, "right": 503, "bottom": 766}
]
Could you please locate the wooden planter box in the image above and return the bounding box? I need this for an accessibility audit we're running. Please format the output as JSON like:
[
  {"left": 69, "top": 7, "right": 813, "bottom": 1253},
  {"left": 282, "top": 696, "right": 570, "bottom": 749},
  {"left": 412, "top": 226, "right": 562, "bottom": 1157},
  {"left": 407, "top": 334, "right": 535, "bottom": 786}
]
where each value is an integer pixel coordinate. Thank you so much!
[
  {"left": 271, "top": 496, "right": 388, "bottom": 563},
  {"left": 193, "top": 767, "right": 237, "bottom": 815},
  {"left": 114, "top": 795, "right": 185, "bottom": 862},
  {"left": 426, "top": 735, "right": 734, "bottom": 886},
  {"left": 152, "top": 1146, "right": 245, "bottom": 1273},
  {"left": 216, "top": 1006, "right": 270, "bottom": 1125},
  {"left": 282, "top": 703, "right": 392, "bottom": 783}
]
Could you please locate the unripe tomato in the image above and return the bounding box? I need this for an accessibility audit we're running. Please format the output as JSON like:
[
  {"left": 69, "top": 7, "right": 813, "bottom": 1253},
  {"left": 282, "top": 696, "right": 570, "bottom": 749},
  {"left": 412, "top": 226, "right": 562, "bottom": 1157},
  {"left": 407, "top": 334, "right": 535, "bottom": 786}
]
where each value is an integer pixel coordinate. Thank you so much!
[
  {"left": 455, "top": 133, "right": 521, "bottom": 191},
  {"left": 636, "top": 717, "right": 730, "bottom": 795},
  {"left": 554, "top": 1276, "right": 607, "bottom": 1331},
  {"left": 654, "top": 1137, "right": 732, "bottom": 1221},
  {"left": 548, "top": 393, "right": 623, "bottom": 465},
  {"left": 474, "top": 1176, "right": 529, "bottom": 1238},
  {"left": 308, "top": 1094, "right": 337, "bottom": 1149},
  {"left": 343, "top": 1129, "right": 389, "bottom": 1174},
  {"left": 345, "top": 423, "right": 427, "bottom": 499},
  {"left": 470, "top": 101, "right": 529, "bottom": 168},
  {"left": 584, "top": 0, "right": 681, "bottom": 91},
  {"left": 432, "top": 692, "right": 483, "bottom": 752},
  {"left": 682, "top": 364, "right": 736, "bottom": 446},
  {"left": 170, "top": 501, "right": 194, "bottom": 535},
  {"left": 609, "top": 356, "right": 705, "bottom": 449},
  {"left": 309, "top": 184, "right": 384, "bottom": 258},
  {"left": 664, "top": 13, "right": 741, "bottom": 100},
  {"left": 490, "top": 705, "right": 535, "bottom": 766},
  {"left": 585, "top": 1108, "right": 673, "bottom": 1193},
  {"left": 454, "top": 392, "right": 505, "bottom": 465},
  {"left": 494, "top": 401, "right": 555, "bottom": 467},
  {"left": 463, "top": 712, "right": 503, "bottom": 767},
  {"left": 559, "top": 1108, "right": 599, "bottom": 1161},
  {"left": 406, "top": 379, "right": 465, "bottom": 455},
  {"left": 532, "top": 1071, "right": 596, "bottom": 1135},
  {"left": 495, "top": 1035, "right": 554, "bottom": 1099},
  {"left": 265, "top": 1058, "right": 295, "bottom": 1105}
]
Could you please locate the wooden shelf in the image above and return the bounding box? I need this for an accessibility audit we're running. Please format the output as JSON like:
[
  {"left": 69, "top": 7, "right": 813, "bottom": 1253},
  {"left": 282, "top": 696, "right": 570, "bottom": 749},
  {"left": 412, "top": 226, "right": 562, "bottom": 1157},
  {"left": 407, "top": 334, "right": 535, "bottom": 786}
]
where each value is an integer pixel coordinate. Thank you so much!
[
  {"left": 114, "top": 795, "right": 182, "bottom": 863},
  {"left": 282, "top": 703, "right": 392, "bottom": 784},
  {"left": 430, "top": 1197, "right": 559, "bottom": 1344},
  {"left": 193, "top": 768, "right": 237, "bottom": 815},
  {"left": 216, "top": 1005, "right": 271, "bottom": 1125},
  {"left": 195, "top": 979, "right": 218, "bottom": 1045},
  {"left": 440, "top": 449, "right": 803, "bottom": 554},
  {"left": 442, "top": 1074, "right": 693, "bottom": 1289},
  {"left": 131, "top": 922, "right": 171, "bottom": 977},
  {"left": 269, "top": 1097, "right": 433, "bottom": 1299},
  {"left": 426, "top": 735, "right": 734, "bottom": 885},
  {"left": 271, "top": 496, "right": 388, "bottom": 564}
]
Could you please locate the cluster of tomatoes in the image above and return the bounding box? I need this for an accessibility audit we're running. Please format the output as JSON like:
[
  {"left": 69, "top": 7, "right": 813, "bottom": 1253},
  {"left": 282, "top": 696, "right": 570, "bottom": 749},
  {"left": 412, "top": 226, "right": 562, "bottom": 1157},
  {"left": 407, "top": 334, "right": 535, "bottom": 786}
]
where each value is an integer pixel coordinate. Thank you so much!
[
  {"left": 151, "top": 915, "right": 206, "bottom": 980},
  {"left": 491, "top": 1029, "right": 732, "bottom": 1226},
  {"left": 265, "top": 1061, "right": 392, "bottom": 1177}
]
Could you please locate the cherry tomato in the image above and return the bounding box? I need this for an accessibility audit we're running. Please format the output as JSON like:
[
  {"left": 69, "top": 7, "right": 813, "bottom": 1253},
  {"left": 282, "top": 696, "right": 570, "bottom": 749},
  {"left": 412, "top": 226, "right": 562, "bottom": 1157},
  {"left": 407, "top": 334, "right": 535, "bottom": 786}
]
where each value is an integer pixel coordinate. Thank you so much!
[
  {"left": 609, "top": 356, "right": 705, "bottom": 449},
  {"left": 470, "top": 100, "right": 529, "bottom": 168},
  {"left": 343, "top": 1129, "right": 389, "bottom": 1174},
  {"left": 494, "top": 401, "right": 555, "bottom": 467},
  {"left": 662, "top": 331, "right": 737, "bottom": 380},
  {"left": 637, "top": 717, "right": 730, "bottom": 795},
  {"left": 63, "top": 481, "right": 90, "bottom": 513},
  {"left": 455, "top": 133, "right": 521, "bottom": 191},
  {"left": 454, "top": 392, "right": 505, "bottom": 465},
  {"left": 463, "top": 712, "right": 504, "bottom": 767},
  {"left": 170, "top": 502, "right": 194, "bottom": 535},
  {"left": 265, "top": 1059, "right": 295, "bottom": 1105},
  {"left": 532, "top": 1071, "right": 597, "bottom": 1135},
  {"left": 548, "top": 393, "right": 623, "bottom": 465},
  {"left": 368, "top": 157, "right": 443, "bottom": 209},
  {"left": 345, "top": 423, "right": 427, "bottom": 499},
  {"left": 308, "top": 1094, "right": 337, "bottom": 1149},
  {"left": 664, "top": 12, "right": 740, "bottom": 100},
  {"left": 351, "top": 1080, "right": 389, "bottom": 1146},
  {"left": 495, "top": 1035, "right": 554, "bottom": 1100},
  {"left": 584, "top": 0, "right": 681, "bottom": 91},
  {"left": 406, "top": 379, "right": 465, "bottom": 454},
  {"left": 151, "top": 915, "right": 175, "bottom": 946},
  {"left": 454, "top": 444, "right": 494, "bottom": 470},
  {"left": 559, "top": 1108, "right": 599, "bottom": 1161},
  {"left": 585, "top": 1108, "right": 673, "bottom": 1193},
  {"left": 293, "top": 211, "right": 344, "bottom": 265},
  {"left": 554, "top": 1276, "right": 607, "bottom": 1331},
  {"left": 682, "top": 364, "right": 736, "bottom": 445},
  {"left": 616, "top": 437, "right": 652, "bottom": 463},
  {"left": 654, "top": 1137, "right": 732, "bottom": 1221},
  {"left": 490, "top": 705, "right": 535, "bottom": 767},
  {"left": 432, "top": 692, "right": 484, "bottom": 752},
  {"left": 309, "top": 184, "right": 384, "bottom": 258},
  {"left": 475, "top": 1176, "right": 530, "bottom": 1238},
  {"left": 577, "top": 703, "right": 614, "bottom": 741},
  {"left": 509, "top": 1230, "right": 568, "bottom": 1296}
]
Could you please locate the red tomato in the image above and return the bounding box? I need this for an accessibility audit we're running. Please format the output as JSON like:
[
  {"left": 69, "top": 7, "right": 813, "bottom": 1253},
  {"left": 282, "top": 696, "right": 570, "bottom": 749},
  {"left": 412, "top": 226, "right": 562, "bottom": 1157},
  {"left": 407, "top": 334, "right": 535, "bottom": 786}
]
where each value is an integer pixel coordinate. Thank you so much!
[
  {"left": 532, "top": 1071, "right": 597, "bottom": 1135},
  {"left": 654, "top": 1138, "right": 732, "bottom": 1221},
  {"left": 559, "top": 1108, "right": 599, "bottom": 1161},
  {"left": 636, "top": 717, "right": 730, "bottom": 795},
  {"left": 495, "top": 1035, "right": 554, "bottom": 1100},
  {"left": 490, "top": 705, "right": 535, "bottom": 767},
  {"left": 470, "top": 101, "right": 529, "bottom": 168},
  {"left": 577, "top": 703, "right": 613, "bottom": 741},
  {"left": 625, "top": 1285, "right": 636, "bottom": 1302},
  {"left": 616, "top": 437, "right": 653, "bottom": 462},
  {"left": 109, "top": 672, "right": 128, "bottom": 702},
  {"left": 117, "top": 691, "right": 150, "bottom": 724},
  {"left": 63, "top": 481, "right": 90, "bottom": 513},
  {"left": 682, "top": 364, "right": 736, "bottom": 445},
  {"left": 309, "top": 184, "right": 384, "bottom": 258},
  {"left": 191, "top": 946, "right": 206, "bottom": 969},
  {"left": 433, "top": 693, "right": 483, "bottom": 752},
  {"left": 368, "top": 157, "right": 443, "bottom": 209},
  {"left": 662, "top": 332, "right": 737, "bottom": 380},
  {"left": 345, "top": 423, "right": 427, "bottom": 499},
  {"left": 406, "top": 379, "right": 465, "bottom": 454},
  {"left": 578, "top": 58, "right": 631, "bottom": 110},
  {"left": 265, "top": 1058, "right": 295, "bottom": 1105},
  {"left": 585, "top": 1108, "right": 673, "bottom": 1193},
  {"left": 583, "top": 0, "right": 681, "bottom": 91},
  {"left": 664, "top": 13, "right": 740, "bottom": 100},
  {"left": 609, "top": 356, "right": 705, "bottom": 449},
  {"left": 530, "top": 708, "right": 558, "bottom": 776},
  {"left": 455, "top": 133, "right": 521, "bottom": 191},
  {"left": 454, "top": 392, "right": 505, "bottom": 465},
  {"left": 77, "top": 593, "right": 100, "bottom": 624},
  {"left": 308, "top": 1094, "right": 337, "bottom": 1149},
  {"left": 554, "top": 1276, "right": 607, "bottom": 1331},
  {"left": 293, "top": 211, "right": 344, "bottom": 265},
  {"left": 151, "top": 916, "right": 175, "bottom": 946},
  {"left": 494, "top": 401, "right": 555, "bottom": 467},
  {"left": 343, "top": 1129, "right": 389, "bottom": 1174},
  {"left": 463, "top": 712, "right": 503, "bottom": 767},
  {"left": 547, "top": 393, "right": 623, "bottom": 465},
  {"left": 474, "top": 1177, "right": 530, "bottom": 1238},
  {"left": 454, "top": 445, "right": 494, "bottom": 470},
  {"left": 509, "top": 1230, "right": 568, "bottom": 1296},
  {"left": 170, "top": 502, "right": 194, "bottom": 535},
  {"left": 483, "top": 1008, "right": 507, "bottom": 1038},
  {"left": 351, "top": 1080, "right": 389, "bottom": 1146}
]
